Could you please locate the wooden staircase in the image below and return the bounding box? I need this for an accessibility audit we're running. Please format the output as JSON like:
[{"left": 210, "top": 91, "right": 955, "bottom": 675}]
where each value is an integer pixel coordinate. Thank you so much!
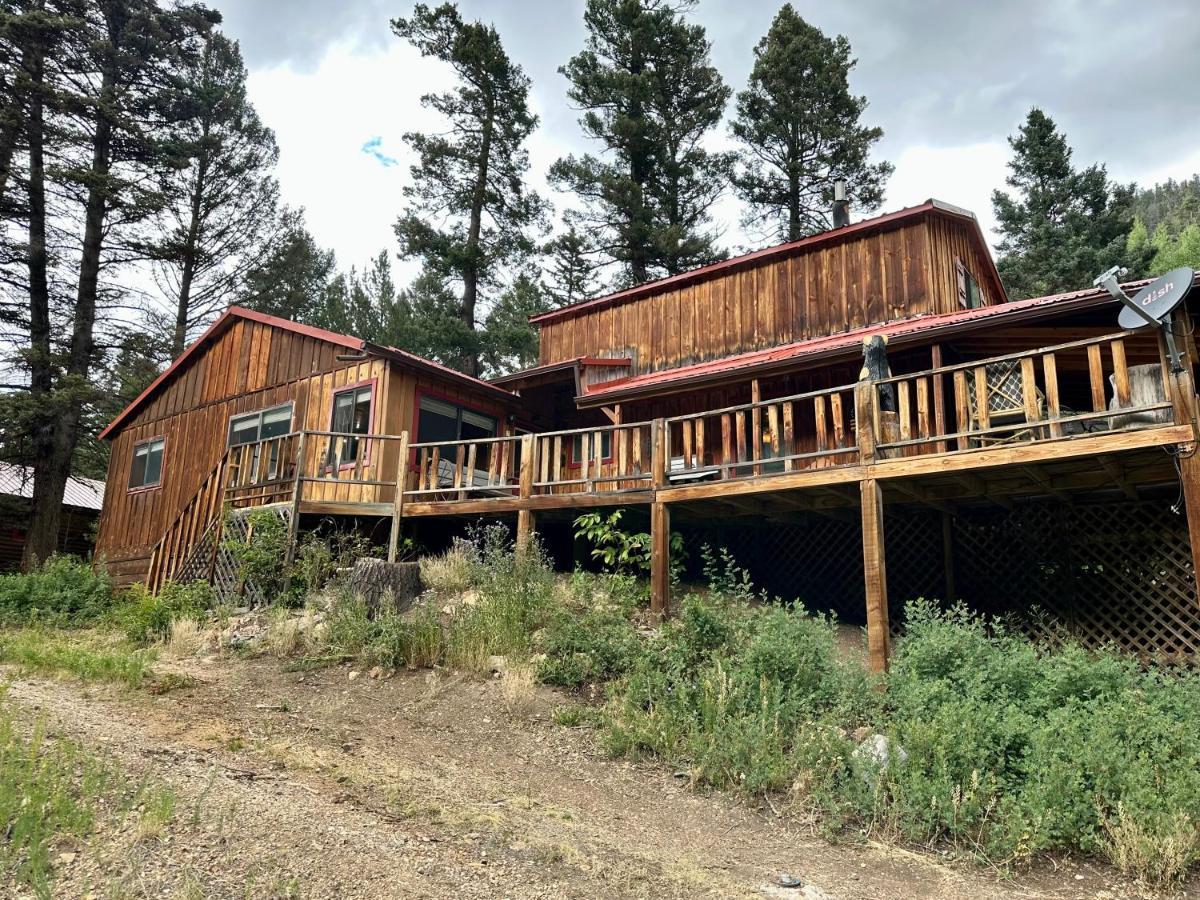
[{"left": 146, "top": 452, "right": 232, "bottom": 593}]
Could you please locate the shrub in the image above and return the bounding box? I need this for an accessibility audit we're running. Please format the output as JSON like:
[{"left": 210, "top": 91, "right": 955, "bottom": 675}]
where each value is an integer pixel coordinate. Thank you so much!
[
  {"left": 116, "top": 581, "right": 216, "bottom": 646},
  {"left": 572, "top": 510, "right": 685, "bottom": 582},
  {"left": 419, "top": 547, "right": 472, "bottom": 595},
  {"left": 223, "top": 508, "right": 293, "bottom": 603},
  {"left": 537, "top": 605, "right": 643, "bottom": 688},
  {"left": 0, "top": 556, "right": 114, "bottom": 627}
]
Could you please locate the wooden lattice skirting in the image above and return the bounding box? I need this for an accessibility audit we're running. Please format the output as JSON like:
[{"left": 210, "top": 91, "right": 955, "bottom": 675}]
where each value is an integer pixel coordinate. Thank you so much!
[{"left": 679, "top": 495, "right": 1200, "bottom": 663}]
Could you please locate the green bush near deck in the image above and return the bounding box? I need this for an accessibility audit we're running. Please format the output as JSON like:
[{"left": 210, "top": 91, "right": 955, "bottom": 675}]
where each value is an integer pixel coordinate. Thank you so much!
[
  {"left": 525, "top": 550, "right": 1200, "bottom": 889},
  {"left": 0, "top": 556, "right": 114, "bottom": 627}
]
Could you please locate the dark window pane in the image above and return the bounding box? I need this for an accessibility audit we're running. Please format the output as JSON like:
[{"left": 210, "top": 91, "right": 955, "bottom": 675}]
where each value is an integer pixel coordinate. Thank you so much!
[
  {"left": 229, "top": 415, "right": 259, "bottom": 446},
  {"left": 129, "top": 438, "right": 164, "bottom": 488}
]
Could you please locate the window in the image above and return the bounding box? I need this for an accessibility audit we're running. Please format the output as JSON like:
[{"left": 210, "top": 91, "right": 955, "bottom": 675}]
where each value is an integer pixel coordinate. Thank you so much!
[
  {"left": 228, "top": 403, "right": 293, "bottom": 478},
  {"left": 417, "top": 396, "right": 498, "bottom": 480},
  {"left": 128, "top": 437, "right": 164, "bottom": 490},
  {"left": 569, "top": 431, "right": 612, "bottom": 465},
  {"left": 955, "top": 258, "right": 983, "bottom": 309},
  {"left": 416, "top": 396, "right": 497, "bottom": 445},
  {"left": 330, "top": 384, "right": 374, "bottom": 466},
  {"left": 228, "top": 403, "right": 293, "bottom": 446}
]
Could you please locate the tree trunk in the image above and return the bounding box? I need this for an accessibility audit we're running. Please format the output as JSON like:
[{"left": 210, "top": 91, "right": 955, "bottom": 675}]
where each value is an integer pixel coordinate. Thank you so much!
[
  {"left": 172, "top": 155, "right": 208, "bottom": 358},
  {"left": 24, "top": 33, "right": 115, "bottom": 569},
  {"left": 20, "top": 27, "right": 57, "bottom": 571}
]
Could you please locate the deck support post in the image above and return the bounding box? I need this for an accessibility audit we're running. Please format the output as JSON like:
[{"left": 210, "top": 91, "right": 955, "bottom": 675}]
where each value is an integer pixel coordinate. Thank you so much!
[
  {"left": 516, "top": 434, "right": 537, "bottom": 559},
  {"left": 860, "top": 477, "right": 890, "bottom": 673},
  {"left": 284, "top": 431, "right": 307, "bottom": 568},
  {"left": 941, "top": 509, "right": 956, "bottom": 601},
  {"left": 650, "top": 419, "right": 670, "bottom": 618},
  {"left": 387, "top": 432, "right": 411, "bottom": 563},
  {"left": 650, "top": 501, "right": 671, "bottom": 619}
]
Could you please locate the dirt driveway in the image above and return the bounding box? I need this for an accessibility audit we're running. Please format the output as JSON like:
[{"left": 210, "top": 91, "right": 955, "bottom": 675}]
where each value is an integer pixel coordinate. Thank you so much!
[{"left": 2, "top": 654, "right": 1155, "bottom": 899}]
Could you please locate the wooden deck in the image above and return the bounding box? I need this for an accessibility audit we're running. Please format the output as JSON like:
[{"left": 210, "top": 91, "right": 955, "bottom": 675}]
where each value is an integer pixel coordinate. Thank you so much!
[{"left": 145, "top": 328, "right": 1200, "bottom": 673}]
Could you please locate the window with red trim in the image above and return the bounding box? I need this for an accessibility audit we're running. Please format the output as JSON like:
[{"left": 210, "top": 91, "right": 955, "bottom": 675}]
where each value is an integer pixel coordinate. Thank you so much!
[
  {"left": 331, "top": 384, "right": 373, "bottom": 466},
  {"left": 568, "top": 431, "right": 612, "bottom": 466}
]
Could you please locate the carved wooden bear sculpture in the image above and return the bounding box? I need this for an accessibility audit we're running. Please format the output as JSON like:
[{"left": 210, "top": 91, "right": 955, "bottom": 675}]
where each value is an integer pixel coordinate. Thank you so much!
[{"left": 860, "top": 334, "right": 896, "bottom": 412}]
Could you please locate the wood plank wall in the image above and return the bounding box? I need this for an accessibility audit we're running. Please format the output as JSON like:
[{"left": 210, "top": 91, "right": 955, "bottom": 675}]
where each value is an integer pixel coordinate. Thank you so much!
[
  {"left": 95, "top": 317, "right": 510, "bottom": 586},
  {"left": 538, "top": 214, "right": 1002, "bottom": 376}
]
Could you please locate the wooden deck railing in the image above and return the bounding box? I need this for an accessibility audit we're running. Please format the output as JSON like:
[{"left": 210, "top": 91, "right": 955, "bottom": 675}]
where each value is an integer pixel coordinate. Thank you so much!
[
  {"left": 532, "top": 422, "right": 654, "bottom": 494},
  {"left": 405, "top": 433, "right": 526, "bottom": 499},
  {"left": 871, "top": 331, "right": 1177, "bottom": 457},
  {"left": 200, "top": 330, "right": 1188, "bottom": 524},
  {"left": 665, "top": 385, "right": 858, "bottom": 482}
]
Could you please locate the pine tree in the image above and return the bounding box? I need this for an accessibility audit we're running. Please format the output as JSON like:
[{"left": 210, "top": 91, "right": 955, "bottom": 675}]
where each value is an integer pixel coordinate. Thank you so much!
[
  {"left": 544, "top": 226, "right": 599, "bottom": 307},
  {"left": 480, "top": 270, "right": 551, "bottom": 374},
  {"left": 151, "top": 25, "right": 284, "bottom": 358},
  {"left": 992, "top": 108, "right": 1135, "bottom": 300},
  {"left": 391, "top": 3, "right": 547, "bottom": 376},
  {"left": 550, "top": 0, "right": 730, "bottom": 286},
  {"left": 16, "top": 0, "right": 203, "bottom": 569},
  {"left": 730, "top": 5, "right": 892, "bottom": 242},
  {"left": 238, "top": 213, "right": 336, "bottom": 321}
]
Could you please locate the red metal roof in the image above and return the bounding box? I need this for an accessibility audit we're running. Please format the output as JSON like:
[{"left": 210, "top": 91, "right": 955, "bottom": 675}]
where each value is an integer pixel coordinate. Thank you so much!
[
  {"left": 99, "top": 306, "right": 515, "bottom": 440},
  {"left": 531, "top": 199, "right": 1006, "bottom": 327},
  {"left": 490, "top": 355, "right": 633, "bottom": 387},
  {"left": 576, "top": 277, "right": 1160, "bottom": 406}
]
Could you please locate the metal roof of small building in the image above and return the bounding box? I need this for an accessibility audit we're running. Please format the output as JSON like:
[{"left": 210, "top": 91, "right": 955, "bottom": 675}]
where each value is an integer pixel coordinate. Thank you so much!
[{"left": 0, "top": 463, "right": 105, "bottom": 511}]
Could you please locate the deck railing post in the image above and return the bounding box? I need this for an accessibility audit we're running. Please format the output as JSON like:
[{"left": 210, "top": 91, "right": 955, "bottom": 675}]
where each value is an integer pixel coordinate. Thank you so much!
[
  {"left": 284, "top": 431, "right": 307, "bottom": 567},
  {"left": 651, "top": 418, "right": 668, "bottom": 488},
  {"left": 388, "top": 432, "right": 411, "bottom": 563},
  {"left": 854, "top": 381, "right": 878, "bottom": 464},
  {"left": 516, "top": 433, "right": 536, "bottom": 557}
]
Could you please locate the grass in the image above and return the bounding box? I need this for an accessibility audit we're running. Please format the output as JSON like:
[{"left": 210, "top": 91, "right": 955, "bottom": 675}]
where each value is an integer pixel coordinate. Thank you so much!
[
  {"left": 0, "top": 689, "right": 176, "bottom": 898},
  {"left": 0, "top": 629, "right": 156, "bottom": 688}
]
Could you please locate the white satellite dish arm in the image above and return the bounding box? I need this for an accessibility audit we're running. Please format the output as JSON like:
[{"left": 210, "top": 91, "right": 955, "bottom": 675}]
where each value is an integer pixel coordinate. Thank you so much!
[{"left": 1093, "top": 266, "right": 1184, "bottom": 372}]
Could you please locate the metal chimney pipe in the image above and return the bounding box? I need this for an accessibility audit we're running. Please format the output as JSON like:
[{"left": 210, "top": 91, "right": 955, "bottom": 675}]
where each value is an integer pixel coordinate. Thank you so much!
[{"left": 832, "top": 180, "right": 850, "bottom": 228}]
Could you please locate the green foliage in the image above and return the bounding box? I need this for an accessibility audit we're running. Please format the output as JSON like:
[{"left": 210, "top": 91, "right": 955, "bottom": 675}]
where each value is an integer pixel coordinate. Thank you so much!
[
  {"left": 537, "top": 604, "right": 643, "bottom": 688},
  {"left": 992, "top": 108, "right": 1135, "bottom": 299},
  {"left": 0, "top": 690, "right": 175, "bottom": 898},
  {"left": 292, "top": 526, "right": 375, "bottom": 598},
  {"left": 550, "top": 0, "right": 731, "bottom": 284},
  {"left": 115, "top": 581, "right": 215, "bottom": 646},
  {"left": 573, "top": 509, "right": 684, "bottom": 580},
  {"left": 0, "top": 556, "right": 114, "bottom": 627},
  {"left": 323, "top": 591, "right": 445, "bottom": 671},
  {"left": 0, "top": 630, "right": 155, "bottom": 688},
  {"left": 391, "top": 2, "right": 548, "bottom": 376},
  {"left": 1128, "top": 215, "right": 1200, "bottom": 276},
  {"left": 730, "top": 4, "right": 892, "bottom": 241}
]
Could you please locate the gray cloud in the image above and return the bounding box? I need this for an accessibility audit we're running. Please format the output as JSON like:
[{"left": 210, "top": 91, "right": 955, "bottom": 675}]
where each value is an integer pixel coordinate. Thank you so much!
[{"left": 220, "top": 0, "right": 1200, "bottom": 189}]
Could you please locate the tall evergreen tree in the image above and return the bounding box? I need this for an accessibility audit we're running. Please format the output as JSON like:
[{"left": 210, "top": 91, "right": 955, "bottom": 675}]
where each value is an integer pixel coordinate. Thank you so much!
[
  {"left": 238, "top": 213, "right": 336, "bottom": 321},
  {"left": 551, "top": 0, "right": 730, "bottom": 285},
  {"left": 391, "top": 3, "right": 547, "bottom": 376},
  {"left": 992, "top": 108, "right": 1135, "bottom": 300},
  {"left": 544, "top": 225, "right": 599, "bottom": 308},
  {"left": 730, "top": 5, "right": 891, "bottom": 242},
  {"left": 15, "top": 0, "right": 205, "bottom": 568},
  {"left": 151, "top": 25, "right": 283, "bottom": 358},
  {"left": 480, "top": 269, "right": 550, "bottom": 374}
]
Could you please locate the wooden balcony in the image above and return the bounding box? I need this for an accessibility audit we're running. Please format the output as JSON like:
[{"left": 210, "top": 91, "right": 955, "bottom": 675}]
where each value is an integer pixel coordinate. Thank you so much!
[{"left": 204, "top": 329, "right": 1195, "bottom": 521}]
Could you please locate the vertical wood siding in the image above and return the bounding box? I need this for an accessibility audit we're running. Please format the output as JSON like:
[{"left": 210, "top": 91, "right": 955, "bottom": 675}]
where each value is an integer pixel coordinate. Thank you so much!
[{"left": 537, "top": 215, "right": 1000, "bottom": 376}]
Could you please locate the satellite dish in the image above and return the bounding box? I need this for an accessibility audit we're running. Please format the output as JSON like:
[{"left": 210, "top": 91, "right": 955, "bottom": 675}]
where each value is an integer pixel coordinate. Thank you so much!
[{"left": 1117, "top": 267, "right": 1195, "bottom": 330}]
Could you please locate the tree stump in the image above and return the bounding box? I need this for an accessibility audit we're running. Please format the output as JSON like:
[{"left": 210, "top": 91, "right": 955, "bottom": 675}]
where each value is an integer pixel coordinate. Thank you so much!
[{"left": 345, "top": 558, "right": 423, "bottom": 616}]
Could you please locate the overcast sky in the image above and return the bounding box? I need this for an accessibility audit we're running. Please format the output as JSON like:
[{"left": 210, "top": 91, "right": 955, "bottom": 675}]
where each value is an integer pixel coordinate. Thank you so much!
[{"left": 216, "top": 0, "right": 1200, "bottom": 281}]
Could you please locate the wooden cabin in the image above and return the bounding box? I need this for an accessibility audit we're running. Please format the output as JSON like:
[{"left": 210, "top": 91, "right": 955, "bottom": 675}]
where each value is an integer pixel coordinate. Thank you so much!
[
  {"left": 95, "top": 199, "right": 1200, "bottom": 671},
  {"left": 95, "top": 307, "right": 520, "bottom": 588}
]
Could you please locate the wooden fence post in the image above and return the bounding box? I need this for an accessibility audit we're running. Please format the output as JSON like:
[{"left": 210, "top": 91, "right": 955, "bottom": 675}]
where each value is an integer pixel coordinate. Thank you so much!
[
  {"left": 516, "top": 433, "right": 537, "bottom": 557},
  {"left": 651, "top": 418, "right": 668, "bottom": 488},
  {"left": 388, "top": 432, "right": 410, "bottom": 563},
  {"left": 860, "top": 476, "right": 890, "bottom": 673}
]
